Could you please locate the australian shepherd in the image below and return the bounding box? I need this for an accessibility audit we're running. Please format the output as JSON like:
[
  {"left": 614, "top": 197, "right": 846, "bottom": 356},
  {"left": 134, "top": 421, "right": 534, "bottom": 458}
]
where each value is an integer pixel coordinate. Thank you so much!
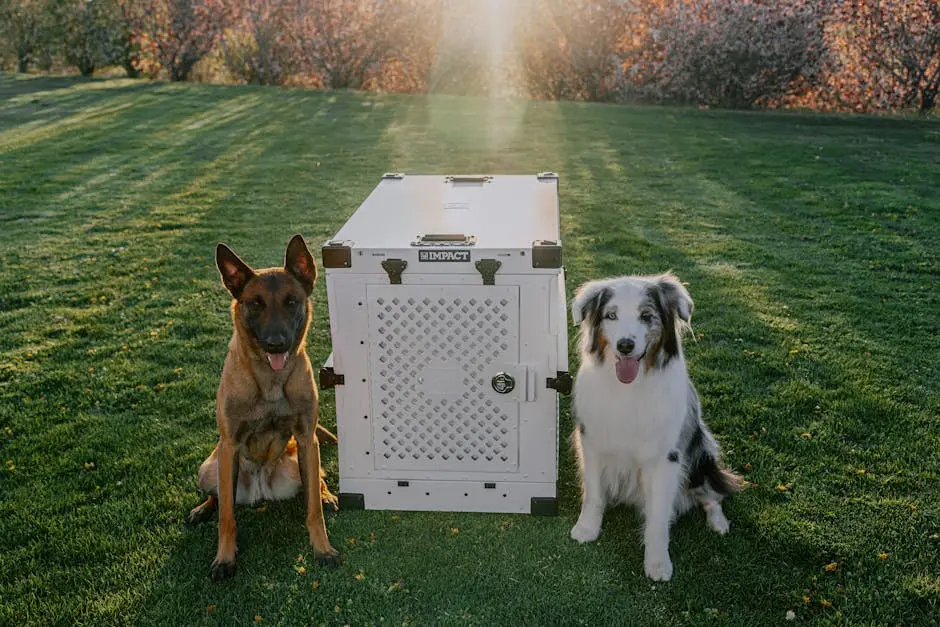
[{"left": 569, "top": 272, "right": 741, "bottom": 581}]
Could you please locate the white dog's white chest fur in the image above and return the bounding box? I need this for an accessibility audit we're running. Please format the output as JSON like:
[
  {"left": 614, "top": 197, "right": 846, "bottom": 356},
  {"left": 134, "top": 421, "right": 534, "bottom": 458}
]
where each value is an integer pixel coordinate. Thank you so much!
[{"left": 575, "top": 357, "right": 687, "bottom": 463}]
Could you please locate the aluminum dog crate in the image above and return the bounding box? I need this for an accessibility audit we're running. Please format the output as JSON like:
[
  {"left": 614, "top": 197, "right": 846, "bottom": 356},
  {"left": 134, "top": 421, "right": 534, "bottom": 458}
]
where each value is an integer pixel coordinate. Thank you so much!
[{"left": 320, "top": 173, "right": 569, "bottom": 515}]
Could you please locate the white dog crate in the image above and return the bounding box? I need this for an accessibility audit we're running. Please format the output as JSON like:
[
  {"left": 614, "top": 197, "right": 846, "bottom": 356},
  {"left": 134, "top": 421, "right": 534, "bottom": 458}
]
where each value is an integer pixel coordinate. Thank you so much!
[{"left": 320, "top": 173, "right": 569, "bottom": 515}]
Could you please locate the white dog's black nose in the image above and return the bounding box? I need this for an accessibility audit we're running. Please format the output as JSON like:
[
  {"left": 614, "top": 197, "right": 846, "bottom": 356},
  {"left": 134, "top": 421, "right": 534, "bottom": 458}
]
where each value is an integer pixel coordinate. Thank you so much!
[{"left": 616, "top": 338, "right": 635, "bottom": 355}]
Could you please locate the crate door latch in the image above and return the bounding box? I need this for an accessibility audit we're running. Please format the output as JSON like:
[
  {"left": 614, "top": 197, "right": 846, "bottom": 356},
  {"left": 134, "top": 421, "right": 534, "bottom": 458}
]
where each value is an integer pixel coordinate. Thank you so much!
[
  {"left": 546, "top": 371, "right": 572, "bottom": 395},
  {"left": 319, "top": 366, "right": 345, "bottom": 389},
  {"left": 381, "top": 259, "right": 407, "bottom": 284},
  {"left": 475, "top": 259, "right": 501, "bottom": 285}
]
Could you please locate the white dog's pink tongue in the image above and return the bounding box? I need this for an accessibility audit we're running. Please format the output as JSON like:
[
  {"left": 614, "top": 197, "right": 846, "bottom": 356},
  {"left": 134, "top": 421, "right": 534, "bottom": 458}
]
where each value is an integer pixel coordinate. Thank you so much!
[
  {"left": 266, "top": 352, "right": 289, "bottom": 371},
  {"left": 616, "top": 356, "right": 640, "bottom": 384}
]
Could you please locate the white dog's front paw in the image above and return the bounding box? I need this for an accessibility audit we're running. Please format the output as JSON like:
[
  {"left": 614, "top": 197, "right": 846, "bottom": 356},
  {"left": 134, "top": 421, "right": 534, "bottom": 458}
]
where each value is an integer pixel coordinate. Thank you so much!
[
  {"left": 644, "top": 553, "right": 674, "bottom": 581},
  {"left": 707, "top": 508, "right": 730, "bottom": 535},
  {"left": 570, "top": 521, "right": 601, "bottom": 544}
]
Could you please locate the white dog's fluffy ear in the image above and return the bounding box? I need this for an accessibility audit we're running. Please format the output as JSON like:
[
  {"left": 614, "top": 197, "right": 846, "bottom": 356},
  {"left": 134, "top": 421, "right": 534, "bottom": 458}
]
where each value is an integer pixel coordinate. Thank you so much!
[
  {"left": 571, "top": 279, "right": 611, "bottom": 325},
  {"left": 656, "top": 272, "right": 693, "bottom": 323}
]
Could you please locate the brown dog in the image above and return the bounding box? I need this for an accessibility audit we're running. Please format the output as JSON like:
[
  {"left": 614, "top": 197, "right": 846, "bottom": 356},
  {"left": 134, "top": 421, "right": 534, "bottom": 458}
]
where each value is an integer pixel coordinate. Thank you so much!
[{"left": 187, "top": 234, "right": 340, "bottom": 581}]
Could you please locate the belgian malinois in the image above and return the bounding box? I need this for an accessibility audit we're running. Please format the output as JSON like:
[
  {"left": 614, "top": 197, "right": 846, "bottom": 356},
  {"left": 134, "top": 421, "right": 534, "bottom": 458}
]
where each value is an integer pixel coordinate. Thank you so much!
[{"left": 187, "top": 234, "right": 340, "bottom": 581}]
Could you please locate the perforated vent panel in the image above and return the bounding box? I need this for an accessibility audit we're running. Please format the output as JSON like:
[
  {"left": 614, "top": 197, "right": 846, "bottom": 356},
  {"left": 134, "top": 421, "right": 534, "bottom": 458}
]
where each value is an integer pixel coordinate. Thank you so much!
[{"left": 367, "top": 285, "right": 520, "bottom": 472}]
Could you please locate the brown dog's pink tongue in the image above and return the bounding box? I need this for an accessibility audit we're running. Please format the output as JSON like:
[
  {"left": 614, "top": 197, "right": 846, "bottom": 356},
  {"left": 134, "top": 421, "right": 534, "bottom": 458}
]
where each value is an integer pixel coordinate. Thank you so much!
[
  {"left": 266, "top": 352, "right": 289, "bottom": 371},
  {"left": 616, "top": 356, "right": 640, "bottom": 384}
]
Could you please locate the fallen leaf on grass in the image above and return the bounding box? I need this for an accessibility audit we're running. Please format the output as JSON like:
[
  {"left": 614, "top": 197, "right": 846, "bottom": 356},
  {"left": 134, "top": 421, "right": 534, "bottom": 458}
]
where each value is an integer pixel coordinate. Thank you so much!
[
  {"left": 877, "top": 552, "right": 888, "bottom": 560},
  {"left": 254, "top": 616, "right": 262, "bottom": 623},
  {"left": 206, "top": 604, "right": 216, "bottom": 614},
  {"left": 785, "top": 610, "right": 796, "bottom": 621},
  {"left": 296, "top": 566, "right": 306, "bottom": 575},
  {"left": 354, "top": 571, "right": 365, "bottom": 581},
  {"left": 450, "top": 527, "right": 459, "bottom": 536},
  {"left": 820, "top": 599, "right": 832, "bottom": 608},
  {"left": 824, "top": 562, "right": 839, "bottom": 573},
  {"left": 84, "top": 462, "right": 96, "bottom": 471},
  {"left": 776, "top": 484, "right": 792, "bottom": 492}
]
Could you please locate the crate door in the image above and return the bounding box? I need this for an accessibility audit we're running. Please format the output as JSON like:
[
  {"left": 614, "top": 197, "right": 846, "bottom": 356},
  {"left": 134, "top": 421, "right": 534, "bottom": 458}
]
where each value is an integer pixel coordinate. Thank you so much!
[{"left": 366, "top": 284, "right": 520, "bottom": 474}]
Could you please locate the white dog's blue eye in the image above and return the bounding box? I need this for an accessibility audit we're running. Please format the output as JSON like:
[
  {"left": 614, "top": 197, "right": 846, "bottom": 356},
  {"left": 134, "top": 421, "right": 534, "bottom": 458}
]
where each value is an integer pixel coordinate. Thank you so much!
[
  {"left": 640, "top": 311, "right": 653, "bottom": 323},
  {"left": 605, "top": 311, "right": 617, "bottom": 321}
]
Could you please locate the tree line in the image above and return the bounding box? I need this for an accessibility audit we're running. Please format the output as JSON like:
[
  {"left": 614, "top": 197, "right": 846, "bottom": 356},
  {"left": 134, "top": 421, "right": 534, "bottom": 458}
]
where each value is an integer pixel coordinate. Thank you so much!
[{"left": 1, "top": 0, "right": 938, "bottom": 114}]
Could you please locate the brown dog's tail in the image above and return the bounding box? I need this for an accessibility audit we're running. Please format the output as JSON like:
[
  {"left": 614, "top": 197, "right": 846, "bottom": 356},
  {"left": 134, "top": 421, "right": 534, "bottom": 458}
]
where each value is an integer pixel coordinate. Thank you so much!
[{"left": 316, "top": 425, "right": 338, "bottom": 445}]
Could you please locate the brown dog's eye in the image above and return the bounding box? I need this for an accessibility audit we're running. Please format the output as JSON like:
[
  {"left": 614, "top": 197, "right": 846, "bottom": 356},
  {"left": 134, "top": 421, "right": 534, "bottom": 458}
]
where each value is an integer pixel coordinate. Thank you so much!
[
  {"left": 248, "top": 298, "right": 265, "bottom": 312},
  {"left": 285, "top": 295, "right": 297, "bottom": 307},
  {"left": 640, "top": 311, "right": 653, "bottom": 323}
]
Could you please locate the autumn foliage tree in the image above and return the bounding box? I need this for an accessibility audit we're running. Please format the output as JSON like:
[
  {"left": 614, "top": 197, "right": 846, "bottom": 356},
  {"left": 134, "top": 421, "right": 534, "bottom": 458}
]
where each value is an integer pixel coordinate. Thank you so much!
[
  {"left": 0, "top": 0, "right": 51, "bottom": 72},
  {"left": 292, "top": 0, "right": 400, "bottom": 89},
  {"left": 832, "top": 0, "right": 940, "bottom": 114},
  {"left": 633, "top": 0, "right": 826, "bottom": 109},
  {"left": 136, "top": 0, "right": 223, "bottom": 81},
  {"left": 519, "top": 0, "right": 633, "bottom": 102},
  {"left": 216, "top": 0, "right": 297, "bottom": 85},
  {"left": 49, "top": 0, "right": 126, "bottom": 77}
]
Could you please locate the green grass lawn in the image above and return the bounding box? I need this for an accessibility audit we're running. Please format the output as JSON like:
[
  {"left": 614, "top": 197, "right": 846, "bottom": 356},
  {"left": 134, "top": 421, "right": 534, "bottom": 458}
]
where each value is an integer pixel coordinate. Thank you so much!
[{"left": 1, "top": 73, "right": 938, "bottom": 626}]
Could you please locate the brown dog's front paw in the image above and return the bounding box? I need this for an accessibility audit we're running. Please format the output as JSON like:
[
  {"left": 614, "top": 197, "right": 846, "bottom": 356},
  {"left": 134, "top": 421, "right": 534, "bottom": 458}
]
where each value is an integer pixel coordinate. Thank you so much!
[
  {"left": 320, "top": 479, "right": 339, "bottom": 513},
  {"left": 314, "top": 547, "right": 342, "bottom": 568},
  {"left": 321, "top": 493, "right": 339, "bottom": 513},
  {"left": 187, "top": 504, "right": 214, "bottom": 525},
  {"left": 210, "top": 557, "right": 237, "bottom": 582}
]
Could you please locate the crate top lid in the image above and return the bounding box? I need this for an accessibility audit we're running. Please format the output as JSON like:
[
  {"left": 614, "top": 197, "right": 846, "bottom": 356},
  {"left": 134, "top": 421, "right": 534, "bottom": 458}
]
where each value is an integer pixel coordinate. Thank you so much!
[{"left": 328, "top": 174, "right": 560, "bottom": 250}]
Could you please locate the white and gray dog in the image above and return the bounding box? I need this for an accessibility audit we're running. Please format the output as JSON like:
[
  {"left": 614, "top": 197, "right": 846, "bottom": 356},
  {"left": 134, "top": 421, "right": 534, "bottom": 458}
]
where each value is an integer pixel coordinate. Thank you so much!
[{"left": 569, "top": 272, "right": 741, "bottom": 581}]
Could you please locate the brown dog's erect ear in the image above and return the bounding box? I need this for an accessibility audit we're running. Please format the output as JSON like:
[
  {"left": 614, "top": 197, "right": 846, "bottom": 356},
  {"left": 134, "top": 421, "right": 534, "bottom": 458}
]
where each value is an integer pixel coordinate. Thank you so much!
[
  {"left": 285, "top": 234, "right": 317, "bottom": 295},
  {"left": 216, "top": 243, "right": 256, "bottom": 300}
]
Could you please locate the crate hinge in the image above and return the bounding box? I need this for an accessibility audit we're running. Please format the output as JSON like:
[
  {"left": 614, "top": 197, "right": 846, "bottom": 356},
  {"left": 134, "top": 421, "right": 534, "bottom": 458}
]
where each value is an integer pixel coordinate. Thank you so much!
[
  {"left": 532, "top": 239, "right": 562, "bottom": 268},
  {"left": 322, "top": 240, "right": 352, "bottom": 269},
  {"left": 319, "top": 366, "right": 345, "bottom": 389},
  {"left": 381, "top": 259, "right": 407, "bottom": 284},
  {"left": 546, "top": 371, "right": 572, "bottom": 395},
  {"left": 475, "top": 259, "right": 501, "bottom": 285}
]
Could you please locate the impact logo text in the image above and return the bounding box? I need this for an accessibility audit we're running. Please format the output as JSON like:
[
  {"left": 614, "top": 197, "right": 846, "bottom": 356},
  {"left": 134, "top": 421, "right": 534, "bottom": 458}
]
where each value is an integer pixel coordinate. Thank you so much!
[{"left": 418, "top": 250, "right": 471, "bottom": 262}]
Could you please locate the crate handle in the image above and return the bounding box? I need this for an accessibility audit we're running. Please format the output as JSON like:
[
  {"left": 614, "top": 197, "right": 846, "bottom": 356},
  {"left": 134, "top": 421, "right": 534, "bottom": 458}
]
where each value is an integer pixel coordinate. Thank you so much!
[
  {"left": 417, "top": 233, "right": 471, "bottom": 243},
  {"left": 445, "top": 175, "right": 491, "bottom": 184}
]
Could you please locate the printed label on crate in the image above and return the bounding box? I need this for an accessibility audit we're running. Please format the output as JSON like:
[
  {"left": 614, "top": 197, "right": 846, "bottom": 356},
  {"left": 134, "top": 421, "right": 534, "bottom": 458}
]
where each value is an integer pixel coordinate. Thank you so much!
[{"left": 418, "top": 250, "right": 471, "bottom": 262}]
